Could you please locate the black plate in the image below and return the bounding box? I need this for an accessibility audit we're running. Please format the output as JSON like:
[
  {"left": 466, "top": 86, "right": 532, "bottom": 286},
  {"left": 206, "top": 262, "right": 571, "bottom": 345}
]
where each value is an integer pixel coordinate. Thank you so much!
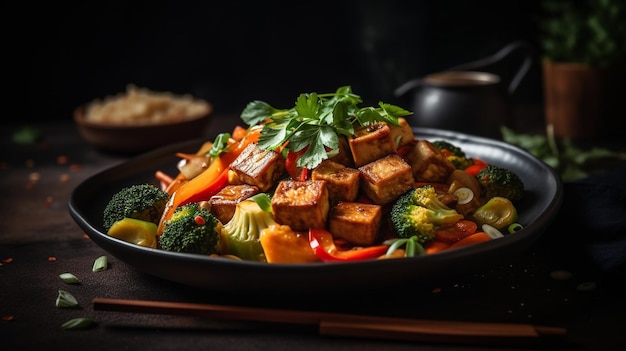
[{"left": 69, "top": 128, "right": 563, "bottom": 295}]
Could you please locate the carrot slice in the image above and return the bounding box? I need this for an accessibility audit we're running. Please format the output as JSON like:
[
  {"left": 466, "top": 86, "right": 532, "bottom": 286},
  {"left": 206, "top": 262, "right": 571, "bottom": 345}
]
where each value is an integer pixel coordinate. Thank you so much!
[
  {"left": 448, "top": 232, "right": 491, "bottom": 249},
  {"left": 424, "top": 240, "right": 450, "bottom": 255}
]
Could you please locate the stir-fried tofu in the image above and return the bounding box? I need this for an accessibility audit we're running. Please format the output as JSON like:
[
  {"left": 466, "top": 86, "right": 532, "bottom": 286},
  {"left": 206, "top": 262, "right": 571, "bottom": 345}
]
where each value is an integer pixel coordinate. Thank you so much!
[
  {"left": 359, "top": 154, "right": 415, "bottom": 205},
  {"left": 388, "top": 117, "right": 415, "bottom": 148},
  {"left": 229, "top": 143, "right": 285, "bottom": 191},
  {"left": 328, "top": 201, "right": 382, "bottom": 246},
  {"left": 271, "top": 180, "right": 330, "bottom": 231},
  {"left": 405, "top": 139, "right": 456, "bottom": 182},
  {"left": 349, "top": 122, "right": 397, "bottom": 167},
  {"left": 208, "top": 184, "right": 260, "bottom": 223},
  {"left": 328, "top": 135, "right": 354, "bottom": 167},
  {"left": 311, "top": 160, "right": 360, "bottom": 204}
]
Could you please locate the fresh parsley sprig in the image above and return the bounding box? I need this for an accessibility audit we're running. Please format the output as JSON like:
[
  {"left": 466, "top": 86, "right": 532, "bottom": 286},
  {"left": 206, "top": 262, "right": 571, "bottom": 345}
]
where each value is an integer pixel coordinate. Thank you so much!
[{"left": 240, "top": 86, "right": 412, "bottom": 170}]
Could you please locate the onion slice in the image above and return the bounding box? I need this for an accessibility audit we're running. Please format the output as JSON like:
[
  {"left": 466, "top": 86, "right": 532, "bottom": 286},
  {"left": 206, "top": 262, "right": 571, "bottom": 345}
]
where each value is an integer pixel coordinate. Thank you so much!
[
  {"left": 453, "top": 187, "right": 474, "bottom": 205},
  {"left": 482, "top": 224, "right": 504, "bottom": 239}
]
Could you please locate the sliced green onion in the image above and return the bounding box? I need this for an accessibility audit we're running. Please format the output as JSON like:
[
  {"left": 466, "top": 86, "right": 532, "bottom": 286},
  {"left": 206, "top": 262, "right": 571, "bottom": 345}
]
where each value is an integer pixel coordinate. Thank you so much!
[
  {"left": 56, "top": 289, "right": 79, "bottom": 308},
  {"left": 61, "top": 317, "right": 95, "bottom": 330},
  {"left": 482, "top": 224, "right": 504, "bottom": 239},
  {"left": 59, "top": 273, "right": 80, "bottom": 284},
  {"left": 249, "top": 193, "right": 272, "bottom": 213},
  {"left": 92, "top": 256, "right": 108, "bottom": 272},
  {"left": 508, "top": 223, "right": 523, "bottom": 233},
  {"left": 384, "top": 238, "right": 405, "bottom": 256},
  {"left": 453, "top": 187, "right": 474, "bottom": 205},
  {"left": 405, "top": 238, "right": 416, "bottom": 257},
  {"left": 384, "top": 236, "right": 424, "bottom": 258}
]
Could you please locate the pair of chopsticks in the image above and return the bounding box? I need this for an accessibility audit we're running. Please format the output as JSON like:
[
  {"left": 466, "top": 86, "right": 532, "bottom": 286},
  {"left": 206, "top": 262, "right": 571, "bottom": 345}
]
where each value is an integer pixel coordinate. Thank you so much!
[{"left": 93, "top": 297, "right": 566, "bottom": 346}]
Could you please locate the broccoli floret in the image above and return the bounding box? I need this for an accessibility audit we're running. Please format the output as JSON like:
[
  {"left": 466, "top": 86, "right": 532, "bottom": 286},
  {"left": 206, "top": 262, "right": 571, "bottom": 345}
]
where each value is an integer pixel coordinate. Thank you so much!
[
  {"left": 103, "top": 184, "right": 170, "bottom": 231},
  {"left": 390, "top": 185, "right": 464, "bottom": 244},
  {"left": 475, "top": 164, "right": 525, "bottom": 202},
  {"left": 432, "top": 140, "right": 474, "bottom": 170},
  {"left": 158, "top": 202, "right": 222, "bottom": 255},
  {"left": 220, "top": 199, "right": 276, "bottom": 262}
]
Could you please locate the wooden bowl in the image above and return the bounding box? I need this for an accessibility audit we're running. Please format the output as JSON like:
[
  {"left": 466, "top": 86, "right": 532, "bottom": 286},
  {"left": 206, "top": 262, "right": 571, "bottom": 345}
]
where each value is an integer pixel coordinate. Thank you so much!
[{"left": 73, "top": 101, "right": 212, "bottom": 154}]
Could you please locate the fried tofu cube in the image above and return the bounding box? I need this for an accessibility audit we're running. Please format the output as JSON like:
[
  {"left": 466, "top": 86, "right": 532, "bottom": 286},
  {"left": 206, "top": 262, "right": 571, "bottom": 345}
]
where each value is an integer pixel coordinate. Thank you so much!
[
  {"left": 328, "top": 135, "right": 354, "bottom": 167},
  {"left": 359, "top": 154, "right": 415, "bottom": 205},
  {"left": 349, "top": 122, "right": 397, "bottom": 167},
  {"left": 229, "top": 143, "right": 285, "bottom": 191},
  {"left": 208, "top": 184, "right": 260, "bottom": 223},
  {"left": 311, "top": 160, "right": 360, "bottom": 203},
  {"left": 405, "top": 139, "right": 456, "bottom": 182},
  {"left": 271, "top": 180, "right": 330, "bottom": 231},
  {"left": 328, "top": 201, "right": 382, "bottom": 246},
  {"left": 388, "top": 117, "right": 415, "bottom": 148}
]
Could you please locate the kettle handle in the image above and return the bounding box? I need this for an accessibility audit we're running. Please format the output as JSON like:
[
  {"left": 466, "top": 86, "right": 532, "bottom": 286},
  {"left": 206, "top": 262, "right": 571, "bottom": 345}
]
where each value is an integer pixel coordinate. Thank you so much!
[
  {"left": 394, "top": 78, "right": 424, "bottom": 98},
  {"left": 445, "top": 41, "right": 533, "bottom": 96}
]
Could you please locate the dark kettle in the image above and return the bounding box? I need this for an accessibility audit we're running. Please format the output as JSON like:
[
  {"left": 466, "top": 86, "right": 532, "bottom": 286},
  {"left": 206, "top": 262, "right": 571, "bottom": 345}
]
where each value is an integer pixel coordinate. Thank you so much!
[{"left": 395, "top": 41, "right": 532, "bottom": 139}]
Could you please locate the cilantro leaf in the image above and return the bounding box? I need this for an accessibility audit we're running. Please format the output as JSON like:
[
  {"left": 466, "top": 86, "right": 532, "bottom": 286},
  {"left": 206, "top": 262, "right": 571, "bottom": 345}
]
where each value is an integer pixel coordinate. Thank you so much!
[{"left": 240, "top": 86, "right": 413, "bottom": 170}]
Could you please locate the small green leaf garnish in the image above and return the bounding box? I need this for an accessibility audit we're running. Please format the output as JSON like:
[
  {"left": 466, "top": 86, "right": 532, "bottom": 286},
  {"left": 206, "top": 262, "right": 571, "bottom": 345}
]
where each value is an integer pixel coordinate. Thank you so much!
[
  {"left": 92, "top": 256, "right": 108, "bottom": 272},
  {"left": 59, "top": 273, "right": 80, "bottom": 284},
  {"left": 240, "top": 86, "right": 412, "bottom": 170},
  {"left": 208, "top": 133, "right": 231, "bottom": 159},
  {"left": 56, "top": 289, "right": 79, "bottom": 308},
  {"left": 12, "top": 126, "right": 42, "bottom": 144},
  {"left": 61, "top": 317, "right": 95, "bottom": 330}
]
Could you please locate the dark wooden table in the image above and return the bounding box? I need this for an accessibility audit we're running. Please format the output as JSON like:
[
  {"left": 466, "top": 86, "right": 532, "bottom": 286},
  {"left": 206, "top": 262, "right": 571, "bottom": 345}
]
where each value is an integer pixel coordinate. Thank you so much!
[{"left": 1, "top": 117, "right": 624, "bottom": 351}]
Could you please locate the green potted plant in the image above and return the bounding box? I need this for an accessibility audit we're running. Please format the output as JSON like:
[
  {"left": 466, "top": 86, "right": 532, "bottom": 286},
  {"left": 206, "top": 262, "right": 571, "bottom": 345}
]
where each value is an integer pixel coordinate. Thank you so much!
[{"left": 538, "top": 0, "right": 626, "bottom": 140}]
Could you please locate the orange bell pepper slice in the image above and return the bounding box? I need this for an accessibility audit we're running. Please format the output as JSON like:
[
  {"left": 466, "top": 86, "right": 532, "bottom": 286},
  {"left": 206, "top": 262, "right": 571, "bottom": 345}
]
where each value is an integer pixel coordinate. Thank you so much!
[{"left": 156, "top": 128, "right": 260, "bottom": 235}]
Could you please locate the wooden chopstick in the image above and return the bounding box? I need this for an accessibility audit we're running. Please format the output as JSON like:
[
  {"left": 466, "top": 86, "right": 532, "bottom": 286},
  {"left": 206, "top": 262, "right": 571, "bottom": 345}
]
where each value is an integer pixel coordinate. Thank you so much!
[{"left": 93, "top": 297, "right": 566, "bottom": 345}]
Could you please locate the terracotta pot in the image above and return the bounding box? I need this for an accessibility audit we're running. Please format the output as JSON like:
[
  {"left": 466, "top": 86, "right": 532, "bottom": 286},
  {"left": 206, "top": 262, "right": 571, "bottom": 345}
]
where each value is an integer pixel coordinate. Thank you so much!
[{"left": 542, "top": 61, "right": 624, "bottom": 140}]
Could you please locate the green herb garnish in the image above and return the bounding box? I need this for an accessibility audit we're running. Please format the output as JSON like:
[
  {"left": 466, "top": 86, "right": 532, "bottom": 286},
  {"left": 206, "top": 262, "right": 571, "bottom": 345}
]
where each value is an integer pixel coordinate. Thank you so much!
[
  {"left": 61, "top": 317, "right": 95, "bottom": 330},
  {"left": 59, "top": 273, "right": 80, "bottom": 284},
  {"left": 56, "top": 289, "right": 79, "bottom": 308},
  {"left": 208, "top": 132, "right": 231, "bottom": 159},
  {"left": 384, "top": 236, "right": 426, "bottom": 258},
  {"left": 240, "top": 86, "right": 412, "bottom": 170},
  {"left": 12, "top": 126, "right": 42, "bottom": 144},
  {"left": 92, "top": 256, "right": 108, "bottom": 272}
]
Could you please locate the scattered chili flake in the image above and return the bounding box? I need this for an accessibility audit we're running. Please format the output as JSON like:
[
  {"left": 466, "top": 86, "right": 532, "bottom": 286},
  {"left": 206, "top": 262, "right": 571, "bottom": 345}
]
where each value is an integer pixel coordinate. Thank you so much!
[
  {"left": 69, "top": 164, "right": 83, "bottom": 172},
  {"left": 194, "top": 215, "right": 206, "bottom": 225},
  {"left": 2, "top": 257, "right": 13, "bottom": 263},
  {"left": 57, "top": 155, "right": 69, "bottom": 165},
  {"left": 45, "top": 196, "right": 53, "bottom": 207},
  {"left": 25, "top": 182, "right": 34, "bottom": 190},
  {"left": 29, "top": 172, "right": 40, "bottom": 182},
  {"left": 431, "top": 287, "right": 442, "bottom": 294},
  {"left": 48, "top": 256, "right": 57, "bottom": 262},
  {"left": 83, "top": 233, "right": 90, "bottom": 239},
  {"left": 2, "top": 315, "right": 14, "bottom": 321},
  {"left": 60, "top": 173, "right": 70, "bottom": 182}
]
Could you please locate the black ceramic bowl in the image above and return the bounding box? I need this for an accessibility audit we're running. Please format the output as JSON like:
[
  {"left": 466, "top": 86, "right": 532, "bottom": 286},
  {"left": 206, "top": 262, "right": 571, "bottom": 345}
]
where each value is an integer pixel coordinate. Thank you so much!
[{"left": 69, "top": 128, "right": 563, "bottom": 296}]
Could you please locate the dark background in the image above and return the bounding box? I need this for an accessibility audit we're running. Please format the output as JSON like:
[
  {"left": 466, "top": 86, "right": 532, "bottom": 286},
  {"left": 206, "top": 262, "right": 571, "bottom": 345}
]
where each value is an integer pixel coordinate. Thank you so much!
[{"left": 25, "top": 0, "right": 544, "bottom": 122}]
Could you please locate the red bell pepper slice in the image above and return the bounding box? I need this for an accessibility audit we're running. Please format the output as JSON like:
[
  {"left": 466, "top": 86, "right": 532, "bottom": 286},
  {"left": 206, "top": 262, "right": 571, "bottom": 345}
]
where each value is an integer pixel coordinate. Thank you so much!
[
  {"left": 308, "top": 228, "right": 389, "bottom": 262},
  {"left": 464, "top": 158, "right": 488, "bottom": 176},
  {"left": 285, "top": 147, "right": 309, "bottom": 181}
]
